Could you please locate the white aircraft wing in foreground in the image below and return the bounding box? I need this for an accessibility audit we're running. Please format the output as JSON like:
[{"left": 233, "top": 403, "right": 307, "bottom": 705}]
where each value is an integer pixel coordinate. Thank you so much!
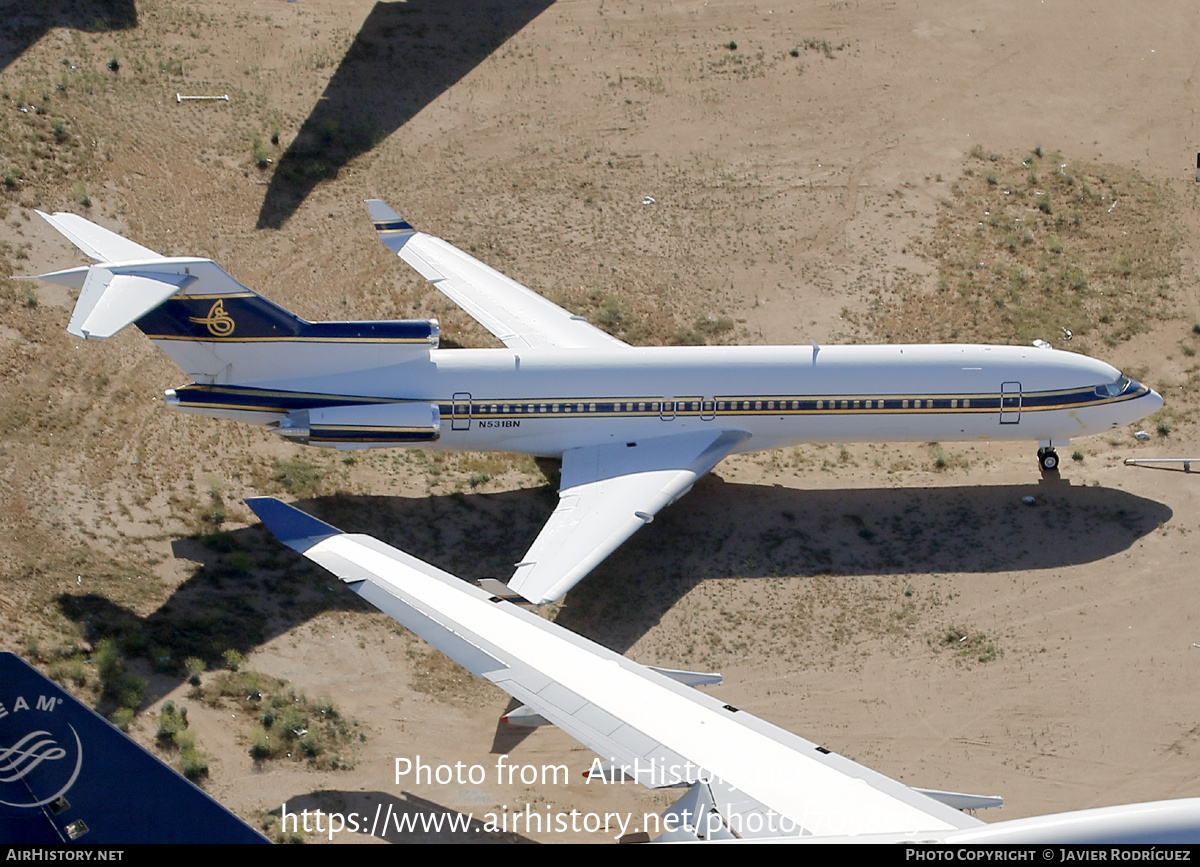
[{"left": 247, "top": 496, "right": 1200, "bottom": 843}]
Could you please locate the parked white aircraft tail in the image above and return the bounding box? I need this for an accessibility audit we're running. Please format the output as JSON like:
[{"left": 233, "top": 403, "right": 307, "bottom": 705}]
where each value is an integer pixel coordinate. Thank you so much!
[{"left": 37, "top": 206, "right": 1163, "bottom": 603}]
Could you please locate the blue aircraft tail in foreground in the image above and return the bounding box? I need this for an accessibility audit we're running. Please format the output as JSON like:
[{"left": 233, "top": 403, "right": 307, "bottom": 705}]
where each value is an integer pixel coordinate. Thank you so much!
[{"left": 0, "top": 653, "right": 267, "bottom": 844}]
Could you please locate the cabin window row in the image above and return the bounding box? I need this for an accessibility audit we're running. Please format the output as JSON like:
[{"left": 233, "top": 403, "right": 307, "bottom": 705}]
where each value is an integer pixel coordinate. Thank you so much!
[{"left": 463, "top": 398, "right": 974, "bottom": 415}]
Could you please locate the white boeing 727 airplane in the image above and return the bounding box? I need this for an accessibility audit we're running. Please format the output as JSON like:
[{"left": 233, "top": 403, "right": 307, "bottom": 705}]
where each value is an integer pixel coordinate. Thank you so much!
[
  {"left": 247, "top": 496, "right": 1200, "bottom": 843},
  {"left": 36, "top": 203, "right": 1163, "bottom": 604}
]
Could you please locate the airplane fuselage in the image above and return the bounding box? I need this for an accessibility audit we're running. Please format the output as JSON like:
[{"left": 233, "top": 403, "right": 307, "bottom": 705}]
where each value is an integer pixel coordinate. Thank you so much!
[
  {"left": 38, "top": 206, "right": 1167, "bottom": 602},
  {"left": 165, "top": 341, "right": 1161, "bottom": 456}
]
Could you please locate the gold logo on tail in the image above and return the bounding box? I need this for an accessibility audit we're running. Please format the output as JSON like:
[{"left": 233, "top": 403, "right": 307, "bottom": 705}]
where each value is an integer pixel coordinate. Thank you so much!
[{"left": 189, "top": 299, "right": 235, "bottom": 337}]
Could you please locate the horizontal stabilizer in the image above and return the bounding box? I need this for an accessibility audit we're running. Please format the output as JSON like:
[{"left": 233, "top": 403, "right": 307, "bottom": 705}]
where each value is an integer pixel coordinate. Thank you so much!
[
  {"left": 46, "top": 257, "right": 254, "bottom": 340},
  {"left": 36, "top": 210, "right": 162, "bottom": 262},
  {"left": 32, "top": 265, "right": 90, "bottom": 290},
  {"left": 67, "top": 266, "right": 196, "bottom": 339}
]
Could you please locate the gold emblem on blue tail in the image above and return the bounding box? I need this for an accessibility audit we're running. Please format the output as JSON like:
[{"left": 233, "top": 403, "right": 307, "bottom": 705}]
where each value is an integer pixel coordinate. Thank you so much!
[{"left": 189, "top": 299, "right": 236, "bottom": 337}]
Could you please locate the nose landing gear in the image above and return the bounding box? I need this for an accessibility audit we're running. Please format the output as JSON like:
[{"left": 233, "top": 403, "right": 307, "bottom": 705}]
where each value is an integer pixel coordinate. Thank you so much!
[{"left": 1038, "top": 447, "right": 1060, "bottom": 472}]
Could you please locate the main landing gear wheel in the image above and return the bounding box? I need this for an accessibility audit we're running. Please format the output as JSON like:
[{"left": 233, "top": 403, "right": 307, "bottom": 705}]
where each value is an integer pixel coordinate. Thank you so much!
[{"left": 1038, "top": 448, "right": 1059, "bottom": 472}]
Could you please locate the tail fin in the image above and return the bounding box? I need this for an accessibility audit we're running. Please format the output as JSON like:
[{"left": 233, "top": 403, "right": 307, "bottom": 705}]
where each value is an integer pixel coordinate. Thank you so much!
[
  {"left": 0, "top": 652, "right": 267, "bottom": 843},
  {"left": 35, "top": 210, "right": 280, "bottom": 341},
  {"left": 37, "top": 211, "right": 438, "bottom": 386},
  {"left": 38, "top": 256, "right": 271, "bottom": 341}
]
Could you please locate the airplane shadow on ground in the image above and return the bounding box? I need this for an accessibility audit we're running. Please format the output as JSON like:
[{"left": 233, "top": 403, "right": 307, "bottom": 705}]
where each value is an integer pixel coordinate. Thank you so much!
[
  {"left": 55, "top": 477, "right": 1169, "bottom": 713},
  {"left": 556, "top": 474, "right": 1174, "bottom": 653},
  {"left": 0, "top": 0, "right": 136, "bottom": 72},
  {"left": 256, "top": 0, "right": 554, "bottom": 229}
]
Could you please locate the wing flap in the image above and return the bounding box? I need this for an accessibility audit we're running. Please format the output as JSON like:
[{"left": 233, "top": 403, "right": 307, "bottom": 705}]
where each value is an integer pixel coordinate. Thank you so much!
[
  {"left": 508, "top": 429, "right": 750, "bottom": 604},
  {"left": 367, "top": 199, "right": 626, "bottom": 350}
]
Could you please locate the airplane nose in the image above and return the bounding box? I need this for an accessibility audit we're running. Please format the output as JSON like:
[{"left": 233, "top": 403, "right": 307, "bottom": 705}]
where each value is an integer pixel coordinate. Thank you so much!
[
  {"left": 1148, "top": 387, "right": 1164, "bottom": 413},
  {"left": 1133, "top": 381, "right": 1164, "bottom": 414}
]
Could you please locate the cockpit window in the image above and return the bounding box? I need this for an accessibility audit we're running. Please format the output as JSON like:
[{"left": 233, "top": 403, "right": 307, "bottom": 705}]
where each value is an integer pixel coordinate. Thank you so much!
[{"left": 1095, "top": 375, "right": 1131, "bottom": 398}]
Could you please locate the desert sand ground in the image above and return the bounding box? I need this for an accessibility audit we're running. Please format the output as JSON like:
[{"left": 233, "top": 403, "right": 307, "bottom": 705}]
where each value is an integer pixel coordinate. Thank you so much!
[{"left": 2, "top": 0, "right": 1200, "bottom": 844}]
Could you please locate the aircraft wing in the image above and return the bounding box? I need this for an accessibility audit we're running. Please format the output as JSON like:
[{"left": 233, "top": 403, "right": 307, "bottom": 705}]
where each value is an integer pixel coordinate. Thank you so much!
[
  {"left": 367, "top": 199, "right": 627, "bottom": 351},
  {"left": 509, "top": 429, "right": 751, "bottom": 605},
  {"left": 250, "top": 498, "right": 1200, "bottom": 843},
  {"left": 246, "top": 496, "right": 985, "bottom": 841}
]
